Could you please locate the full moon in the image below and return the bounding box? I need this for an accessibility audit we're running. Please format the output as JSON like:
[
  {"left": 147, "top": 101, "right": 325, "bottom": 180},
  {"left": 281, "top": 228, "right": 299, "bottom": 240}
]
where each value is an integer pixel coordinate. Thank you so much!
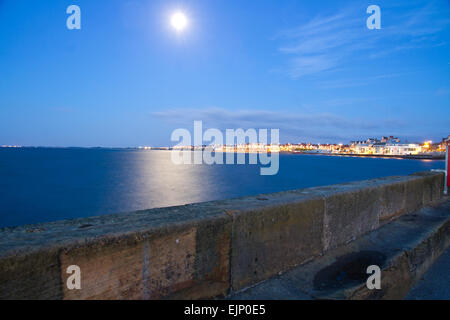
[{"left": 170, "top": 12, "right": 188, "bottom": 31}]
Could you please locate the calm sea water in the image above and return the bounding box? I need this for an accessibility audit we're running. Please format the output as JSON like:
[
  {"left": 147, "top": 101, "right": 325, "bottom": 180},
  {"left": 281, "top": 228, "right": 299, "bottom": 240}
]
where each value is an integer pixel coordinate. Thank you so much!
[{"left": 0, "top": 148, "right": 445, "bottom": 228}]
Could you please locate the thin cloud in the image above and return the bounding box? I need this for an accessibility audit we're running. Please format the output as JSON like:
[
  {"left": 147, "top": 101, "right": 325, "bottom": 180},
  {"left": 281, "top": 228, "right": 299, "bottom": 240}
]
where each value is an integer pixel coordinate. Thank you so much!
[
  {"left": 288, "top": 55, "right": 339, "bottom": 77},
  {"left": 275, "top": 1, "right": 450, "bottom": 78},
  {"left": 316, "top": 72, "right": 412, "bottom": 89},
  {"left": 151, "top": 107, "right": 407, "bottom": 143},
  {"left": 436, "top": 88, "right": 450, "bottom": 96}
]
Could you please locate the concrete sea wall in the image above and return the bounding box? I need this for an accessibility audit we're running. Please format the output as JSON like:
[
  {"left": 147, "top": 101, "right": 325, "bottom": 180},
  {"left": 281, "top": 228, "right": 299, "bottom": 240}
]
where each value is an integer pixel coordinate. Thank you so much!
[{"left": 0, "top": 171, "right": 445, "bottom": 299}]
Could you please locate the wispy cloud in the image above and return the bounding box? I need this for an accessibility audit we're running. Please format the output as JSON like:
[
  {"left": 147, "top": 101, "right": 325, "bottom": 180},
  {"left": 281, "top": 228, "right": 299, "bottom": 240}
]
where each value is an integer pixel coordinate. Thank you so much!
[
  {"left": 288, "top": 55, "right": 339, "bottom": 78},
  {"left": 316, "top": 72, "right": 413, "bottom": 89},
  {"left": 275, "top": 1, "right": 450, "bottom": 79},
  {"left": 151, "top": 107, "right": 406, "bottom": 143},
  {"left": 436, "top": 87, "right": 450, "bottom": 96}
]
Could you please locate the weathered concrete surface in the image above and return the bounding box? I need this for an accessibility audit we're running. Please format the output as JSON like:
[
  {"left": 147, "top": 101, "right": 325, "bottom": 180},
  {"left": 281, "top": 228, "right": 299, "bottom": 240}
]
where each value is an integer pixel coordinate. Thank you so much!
[
  {"left": 0, "top": 204, "right": 232, "bottom": 300},
  {"left": 0, "top": 171, "right": 445, "bottom": 299},
  {"left": 379, "top": 181, "right": 406, "bottom": 222},
  {"left": 228, "top": 196, "right": 324, "bottom": 291},
  {"left": 405, "top": 246, "right": 450, "bottom": 300},
  {"left": 229, "top": 277, "right": 314, "bottom": 300},
  {"left": 320, "top": 185, "right": 382, "bottom": 251},
  {"left": 204, "top": 172, "right": 445, "bottom": 292},
  {"left": 412, "top": 171, "right": 445, "bottom": 206},
  {"left": 229, "top": 197, "right": 450, "bottom": 300},
  {"left": 0, "top": 249, "right": 62, "bottom": 299}
]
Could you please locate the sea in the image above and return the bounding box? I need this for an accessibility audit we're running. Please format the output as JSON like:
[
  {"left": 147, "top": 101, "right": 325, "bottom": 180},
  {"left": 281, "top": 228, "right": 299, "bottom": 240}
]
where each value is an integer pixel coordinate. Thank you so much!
[{"left": 0, "top": 148, "right": 445, "bottom": 228}]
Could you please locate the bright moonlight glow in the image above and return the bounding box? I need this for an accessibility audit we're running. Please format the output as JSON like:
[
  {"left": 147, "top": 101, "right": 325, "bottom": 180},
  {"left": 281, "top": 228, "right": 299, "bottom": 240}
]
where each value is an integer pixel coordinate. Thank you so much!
[{"left": 171, "top": 12, "right": 188, "bottom": 31}]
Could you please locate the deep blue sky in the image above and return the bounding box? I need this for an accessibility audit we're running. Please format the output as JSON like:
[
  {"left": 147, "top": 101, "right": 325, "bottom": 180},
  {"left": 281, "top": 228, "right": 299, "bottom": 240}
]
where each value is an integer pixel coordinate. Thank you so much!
[{"left": 0, "top": 0, "right": 449, "bottom": 147}]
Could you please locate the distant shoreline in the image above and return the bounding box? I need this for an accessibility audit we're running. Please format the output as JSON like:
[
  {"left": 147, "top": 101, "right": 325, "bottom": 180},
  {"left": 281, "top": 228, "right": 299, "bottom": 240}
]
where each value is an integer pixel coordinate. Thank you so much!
[
  {"left": 1, "top": 146, "right": 445, "bottom": 160},
  {"left": 289, "top": 152, "right": 445, "bottom": 160}
]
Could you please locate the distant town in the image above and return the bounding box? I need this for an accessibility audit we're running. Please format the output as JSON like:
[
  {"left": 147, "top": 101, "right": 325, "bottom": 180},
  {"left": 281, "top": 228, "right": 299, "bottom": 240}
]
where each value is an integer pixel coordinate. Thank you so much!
[
  {"left": 2, "top": 135, "right": 449, "bottom": 159},
  {"left": 142, "top": 135, "right": 449, "bottom": 159}
]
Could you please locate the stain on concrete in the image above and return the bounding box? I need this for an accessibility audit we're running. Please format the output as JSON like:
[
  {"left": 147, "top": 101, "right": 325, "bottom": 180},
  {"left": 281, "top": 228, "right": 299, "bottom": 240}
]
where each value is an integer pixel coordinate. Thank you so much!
[{"left": 313, "top": 251, "right": 386, "bottom": 291}]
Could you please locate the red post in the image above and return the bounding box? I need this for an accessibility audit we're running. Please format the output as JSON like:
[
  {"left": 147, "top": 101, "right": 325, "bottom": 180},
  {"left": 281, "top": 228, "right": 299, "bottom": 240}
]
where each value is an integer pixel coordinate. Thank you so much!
[
  {"left": 446, "top": 137, "right": 450, "bottom": 195},
  {"left": 446, "top": 143, "right": 449, "bottom": 194}
]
